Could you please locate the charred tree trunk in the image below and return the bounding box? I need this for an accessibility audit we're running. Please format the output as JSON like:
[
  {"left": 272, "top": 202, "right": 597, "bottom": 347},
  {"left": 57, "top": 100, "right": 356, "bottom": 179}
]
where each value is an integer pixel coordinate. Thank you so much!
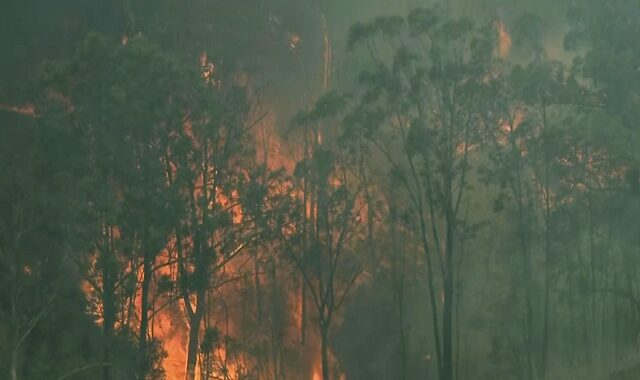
[
  {"left": 185, "top": 317, "right": 200, "bottom": 380},
  {"left": 185, "top": 286, "right": 206, "bottom": 380},
  {"left": 254, "top": 253, "right": 263, "bottom": 324},
  {"left": 186, "top": 138, "right": 215, "bottom": 380},
  {"left": 138, "top": 244, "right": 152, "bottom": 378},
  {"left": 102, "top": 231, "right": 116, "bottom": 380},
  {"left": 176, "top": 227, "right": 207, "bottom": 380}
]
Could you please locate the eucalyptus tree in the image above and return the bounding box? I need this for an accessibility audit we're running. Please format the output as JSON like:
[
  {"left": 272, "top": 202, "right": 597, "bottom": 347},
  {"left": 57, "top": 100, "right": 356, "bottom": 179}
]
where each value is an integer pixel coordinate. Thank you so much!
[
  {"left": 291, "top": 92, "right": 370, "bottom": 380},
  {"left": 0, "top": 109, "right": 97, "bottom": 380},
  {"left": 161, "top": 63, "right": 272, "bottom": 379},
  {"left": 36, "top": 32, "right": 191, "bottom": 379},
  {"left": 564, "top": 0, "right": 640, "bottom": 374},
  {"left": 481, "top": 58, "right": 582, "bottom": 378},
  {"left": 345, "top": 7, "right": 498, "bottom": 379}
]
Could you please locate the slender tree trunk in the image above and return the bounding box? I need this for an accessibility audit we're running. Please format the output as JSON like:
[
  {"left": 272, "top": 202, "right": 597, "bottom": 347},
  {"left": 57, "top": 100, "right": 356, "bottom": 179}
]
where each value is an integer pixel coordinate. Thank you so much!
[
  {"left": 301, "top": 274, "right": 307, "bottom": 345},
  {"left": 399, "top": 290, "right": 407, "bottom": 380},
  {"left": 301, "top": 132, "right": 311, "bottom": 346},
  {"left": 185, "top": 240, "right": 207, "bottom": 380},
  {"left": 10, "top": 340, "right": 18, "bottom": 380},
  {"left": 103, "top": 294, "right": 115, "bottom": 380},
  {"left": 185, "top": 293, "right": 204, "bottom": 380},
  {"left": 442, "top": 207, "right": 455, "bottom": 380},
  {"left": 511, "top": 163, "right": 536, "bottom": 380},
  {"left": 601, "top": 210, "right": 613, "bottom": 367},
  {"left": 320, "top": 13, "right": 332, "bottom": 91},
  {"left": 518, "top": 195, "right": 536, "bottom": 380},
  {"left": 185, "top": 317, "right": 200, "bottom": 380},
  {"left": 539, "top": 101, "right": 552, "bottom": 379},
  {"left": 184, "top": 242, "right": 206, "bottom": 380},
  {"left": 185, "top": 138, "right": 215, "bottom": 380},
  {"left": 254, "top": 253, "right": 262, "bottom": 324},
  {"left": 389, "top": 190, "right": 407, "bottom": 380},
  {"left": 102, "top": 228, "right": 116, "bottom": 380},
  {"left": 455, "top": 272, "right": 462, "bottom": 380},
  {"left": 540, "top": 168, "right": 551, "bottom": 376},
  {"left": 139, "top": 245, "right": 152, "bottom": 378},
  {"left": 400, "top": 121, "right": 443, "bottom": 378},
  {"left": 396, "top": 234, "right": 408, "bottom": 380},
  {"left": 541, "top": 276, "right": 550, "bottom": 377},
  {"left": 587, "top": 172, "right": 598, "bottom": 369},
  {"left": 10, "top": 258, "right": 20, "bottom": 380},
  {"left": 540, "top": 206, "right": 551, "bottom": 377},
  {"left": 270, "top": 260, "right": 282, "bottom": 380},
  {"left": 320, "top": 322, "right": 331, "bottom": 380}
]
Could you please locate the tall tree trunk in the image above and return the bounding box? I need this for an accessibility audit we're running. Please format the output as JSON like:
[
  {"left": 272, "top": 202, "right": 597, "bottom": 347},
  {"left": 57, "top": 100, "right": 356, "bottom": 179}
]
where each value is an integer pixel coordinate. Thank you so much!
[
  {"left": 397, "top": 109, "right": 445, "bottom": 377},
  {"left": 102, "top": 227, "right": 116, "bottom": 380},
  {"left": 103, "top": 286, "right": 115, "bottom": 380},
  {"left": 540, "top": 177, "right": 552, "bottom": 378},
  {"left": 442, "top": 207, "right": 455, "bottom": 380},
  {"left": 320, "top": 13, "right": 332, "bottom": 91},
  {"left": 387, "top": 190, "right": 407, "bottom": 380},
  {"left": 541, "top": 275, "right": 550, "bottom": 378},
  {"left": 320, "top": 322, "right": 330, "bottom": 380},
  {"left": 587, "top": 168, "right": 598, "bottom": 370},
  {"left": 185, "top": 138, "right": 213, "bottom": 380},
  {"left": 539, "top": 101, "right": 552, "bottom": 379},
  {"left": 138, "top": 244, "right": 152, "bottom": 378},
  {"left": 390, "top": 192, "right": 407, "bottom": 380},
  {"left": 184, "top": 239, "right": 207, "bottom": 380},
  {"left": 185, "top": 290, "right": 205, "bottom": 380},
  {"left": 398, "top": 286, "right": 407, "bottom": 380},
  {"left": 417, "top": 208, "right": 443, "bottom": 379},
  {"left": 185, "top": 317, "right": 200, "bottom": 380},
  {"left": 301, "top": 277, "right": 307, "bottom": 345},
  {"left": 511, "top": 162, "right": 536, "bottom": 380},
  {"left": 10, "top": 257, "right": 20, "bottom": 380},
  {"left": 10, "top": 339, "right": 18, "bottom": 380},
  {"left": 300, "top": 137, "right": 309, "bottom": 347},
  {"left": 405, "top": 147, "right": 443, "bottom": 378},
  {"left": 254, "top": 253, "right": 263, "bottom": 324}
]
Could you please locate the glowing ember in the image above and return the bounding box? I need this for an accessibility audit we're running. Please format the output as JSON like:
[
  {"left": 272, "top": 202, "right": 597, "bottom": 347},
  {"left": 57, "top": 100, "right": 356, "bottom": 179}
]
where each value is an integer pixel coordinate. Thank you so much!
[
  {"left": 289, "top": 33, "right": 301, "bottom": 50},
  {"left": 312, "top": 366, "right": 322, "bottom": 380},
  {"left": 0, "top": 103, "right": 37, "bottom": 117}
]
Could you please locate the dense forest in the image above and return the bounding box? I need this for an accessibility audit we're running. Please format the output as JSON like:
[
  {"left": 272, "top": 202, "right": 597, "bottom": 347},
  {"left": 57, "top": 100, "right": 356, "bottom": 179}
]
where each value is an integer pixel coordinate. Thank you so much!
[{"left": 2, "top": 1, "right": 640, "bottom": 379}]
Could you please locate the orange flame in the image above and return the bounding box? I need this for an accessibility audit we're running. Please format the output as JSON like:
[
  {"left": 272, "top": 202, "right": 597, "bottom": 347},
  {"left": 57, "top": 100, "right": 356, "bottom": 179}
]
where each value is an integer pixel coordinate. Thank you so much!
[
  {"left": 0, "top": 103, "right": 37, "bottom": 117},
  {"left": 496, "top": 20, "right": 512, "bottom": 58}
]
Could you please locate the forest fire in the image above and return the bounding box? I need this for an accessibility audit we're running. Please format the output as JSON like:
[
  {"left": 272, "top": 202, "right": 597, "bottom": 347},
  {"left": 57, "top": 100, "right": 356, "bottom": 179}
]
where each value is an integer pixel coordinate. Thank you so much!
[
  {"left": 496, "top": 20, "right": 512, "bottom": 58},
  {"left": 154, "top": 306, "right": 189, "bottom": 379},
  {"left": 0, "top": 103, "right": 36, "bottom": 117},
  {"left": 312, "top": 366, "right": 322, "bottom": 380},
  {"left": 289, "top": 33, "right": 301, "bottom": 50},
  {"left": 497, "top": 108, "right": 526, "bottom": 146},
  {"left": 6, "top": 2, "right": 640, "bottom": 380}
]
